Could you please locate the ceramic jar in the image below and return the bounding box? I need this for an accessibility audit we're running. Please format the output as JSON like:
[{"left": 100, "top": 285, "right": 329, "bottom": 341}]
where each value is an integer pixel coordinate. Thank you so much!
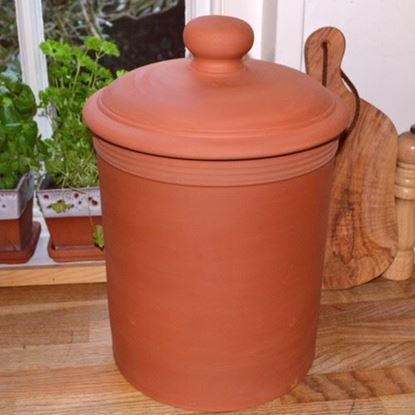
[{"left": 83, "top": 16, "right": 349, "bottom": 412}]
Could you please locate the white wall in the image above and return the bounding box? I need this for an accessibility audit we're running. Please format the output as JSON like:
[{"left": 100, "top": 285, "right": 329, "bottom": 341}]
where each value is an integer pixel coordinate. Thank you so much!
[
  {"left": 186, "top": 0, "right": 279, "bottom": 60},
  {"left": 187, "top": 0, "right": 414, "bottom": 133},
  {"left": 303, "top": 0, "right": 415, "bottom": 134}
]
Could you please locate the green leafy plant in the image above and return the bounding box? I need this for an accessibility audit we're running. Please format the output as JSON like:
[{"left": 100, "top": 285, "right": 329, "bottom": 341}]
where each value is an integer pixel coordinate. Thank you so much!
[
  {"left": 39, "top": 37, "right": 121, "bottom": 249},
  {"left": 0, "top": 72, "right": 44, "bottom": 189},
  {"left": 39, "top": 36, "right": 119, "bottom": 189}
]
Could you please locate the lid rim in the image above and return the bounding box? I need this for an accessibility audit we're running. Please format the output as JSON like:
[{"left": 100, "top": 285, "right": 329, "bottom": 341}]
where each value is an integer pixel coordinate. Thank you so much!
[
  {"left": 84, "top": 92, "right": 348, "bottom": 161},
  {"left": 95, "top": 89, "right": 340, "bottom": 138}
]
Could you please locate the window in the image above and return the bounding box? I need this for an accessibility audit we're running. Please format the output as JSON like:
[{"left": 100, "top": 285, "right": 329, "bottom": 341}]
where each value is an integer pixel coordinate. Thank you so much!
[
  {"left": 41, "top": 0, "right": 185, "bottom": 70},
  {"left": 0, "top": 1, "right": 19, "bottom": 72}
]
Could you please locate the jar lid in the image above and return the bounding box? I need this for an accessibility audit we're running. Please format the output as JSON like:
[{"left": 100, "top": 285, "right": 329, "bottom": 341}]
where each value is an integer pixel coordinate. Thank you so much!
[{"left": 83, "top": 16, "right": 349, "bottom": 160}]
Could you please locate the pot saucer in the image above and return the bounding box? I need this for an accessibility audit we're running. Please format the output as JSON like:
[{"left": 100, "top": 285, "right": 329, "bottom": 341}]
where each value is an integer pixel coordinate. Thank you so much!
[
  {"left": 47, "top": 239, "right": 105, "bottom": 263},
  {"left": 0, "top": 221, "right": 41, "bottom": 264}
]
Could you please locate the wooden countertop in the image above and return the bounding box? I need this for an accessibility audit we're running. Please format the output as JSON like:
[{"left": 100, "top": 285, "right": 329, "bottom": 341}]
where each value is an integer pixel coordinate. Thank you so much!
[{"left": 1, "top": 277, "right": 414, "bottom": 414}]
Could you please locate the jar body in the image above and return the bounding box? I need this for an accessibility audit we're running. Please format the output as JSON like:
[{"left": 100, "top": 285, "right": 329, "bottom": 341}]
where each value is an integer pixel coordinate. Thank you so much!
[{"left": 95, "top": 137, "right": 336, "bottom": 411}]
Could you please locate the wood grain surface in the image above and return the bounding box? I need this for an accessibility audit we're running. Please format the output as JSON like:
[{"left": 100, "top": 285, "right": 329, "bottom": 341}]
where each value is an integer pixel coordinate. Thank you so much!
[
  {"left": 1, "top": 277, "right": 414, "bottom": 414},
  {"left": 305, "top": 27, "right": 398, "bottom": 289},
  {"left": 0, "top": 263, "right": 106, "bottom": 287}
]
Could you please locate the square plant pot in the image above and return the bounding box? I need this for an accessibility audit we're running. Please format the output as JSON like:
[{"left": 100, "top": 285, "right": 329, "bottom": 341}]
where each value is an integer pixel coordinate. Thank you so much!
[
  {"left": 0, "top": 173, "right": 41, "bottom": 264},
  {"left": 37, "top": 175, "right": 104, "bottom": 263}
]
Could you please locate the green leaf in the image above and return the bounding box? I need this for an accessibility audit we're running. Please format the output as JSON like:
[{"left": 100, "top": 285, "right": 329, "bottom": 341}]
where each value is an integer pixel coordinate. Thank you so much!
[
  {"left": 0, "top": 173, "right": 18, "bottom": 189},
  {"left": 14, "top": 84, "right": 36, "bottom": 116},
  {"left": 50, "top": 199, "right": 73, "bottom": 213},
  {"left": 84, "top": 37, "right": 120, "bottom": 57},
  {"left": 0, "top": 72, "right": 21, "bottom": 94},
  {"left": 116, "top": 69, "right": 128, "bottom": 78},
  {"left": 100, "top": 40, "right": 120, "bottom": 57},
  {"left": 21, "top": 121, "right": 38, "bottom": 145},
  {"left": 0, "top": 96, "right": 20, "bottom": 126},
  {"left": 0, "top": 71, "right": 45, "bottom": 181},
  {"left": 78, "top": 54, "right": 98, "bottom": 73},
  {"left": 93, "top": 224, "right": 105, "bottom": 249},
  {"left": 39, "top": 40, "right": 56, "bottom": 57},
  {"left": 83, "top": 37, "right": 102, "bottom": 52}
]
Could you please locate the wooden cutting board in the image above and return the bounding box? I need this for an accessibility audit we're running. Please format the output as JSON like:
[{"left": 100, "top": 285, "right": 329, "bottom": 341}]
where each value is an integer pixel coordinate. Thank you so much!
[{"left": 304, "top": 27, "right": 398, "bottom": 289}]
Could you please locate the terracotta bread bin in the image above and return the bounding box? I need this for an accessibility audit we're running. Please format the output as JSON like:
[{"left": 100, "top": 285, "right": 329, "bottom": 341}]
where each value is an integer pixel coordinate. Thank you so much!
[{"left": 83, "top": 16, "right": 348, "bottom": 412}]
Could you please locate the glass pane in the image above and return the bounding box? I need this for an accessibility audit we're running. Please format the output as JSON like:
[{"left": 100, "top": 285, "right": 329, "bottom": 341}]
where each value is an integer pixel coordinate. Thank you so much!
[
  {"left": 0, "top": 1, "right": 20, "bottom": 73},
  {"left": 42, "top": 0, "right": 185, "bottom": 71}
]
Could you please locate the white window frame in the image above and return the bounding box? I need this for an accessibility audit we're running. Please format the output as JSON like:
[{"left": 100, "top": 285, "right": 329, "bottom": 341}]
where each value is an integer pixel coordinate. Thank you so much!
[{"left": 15, "top": 0, "right": 52, "bottom": 138}]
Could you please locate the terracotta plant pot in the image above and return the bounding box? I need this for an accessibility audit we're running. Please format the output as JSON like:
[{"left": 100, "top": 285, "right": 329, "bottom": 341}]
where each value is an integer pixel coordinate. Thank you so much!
[
  {"left": 37, "top": 176, "right": 104, "bottom": 262},
  {"left": 0, "top": 173, "right": 41, "bottom": 264},
  {"left": 83, "top": 16, "right": 349, "bottom": 411}
]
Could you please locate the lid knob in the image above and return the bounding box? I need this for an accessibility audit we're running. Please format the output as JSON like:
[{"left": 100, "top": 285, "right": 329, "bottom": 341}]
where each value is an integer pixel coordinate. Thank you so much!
[{"left": 183, "top": 15, "right": 254, "bottom": 73}]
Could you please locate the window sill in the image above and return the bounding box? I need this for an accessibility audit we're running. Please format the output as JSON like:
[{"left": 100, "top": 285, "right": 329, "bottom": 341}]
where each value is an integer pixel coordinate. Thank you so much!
[{"left": 0, "top": 212, "right": 106, "bottom": 287}]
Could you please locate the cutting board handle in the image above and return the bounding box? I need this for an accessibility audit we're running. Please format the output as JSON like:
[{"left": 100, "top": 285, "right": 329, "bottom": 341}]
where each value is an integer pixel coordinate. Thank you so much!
[
  {"left": 305, "top": 27, "right": 347, "bottom": 93},
  {"left": 305, "top": 27, "right": 360, "bottom": 137}
]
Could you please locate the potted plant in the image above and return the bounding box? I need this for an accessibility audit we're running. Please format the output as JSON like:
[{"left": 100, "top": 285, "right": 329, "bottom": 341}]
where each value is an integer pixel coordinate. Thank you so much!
[
  {"left": 37, "top": 37, "right": 120, "bottom": 262},
  {"left": 0, "top": 72, "right": 44, "bottom": 263}
]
